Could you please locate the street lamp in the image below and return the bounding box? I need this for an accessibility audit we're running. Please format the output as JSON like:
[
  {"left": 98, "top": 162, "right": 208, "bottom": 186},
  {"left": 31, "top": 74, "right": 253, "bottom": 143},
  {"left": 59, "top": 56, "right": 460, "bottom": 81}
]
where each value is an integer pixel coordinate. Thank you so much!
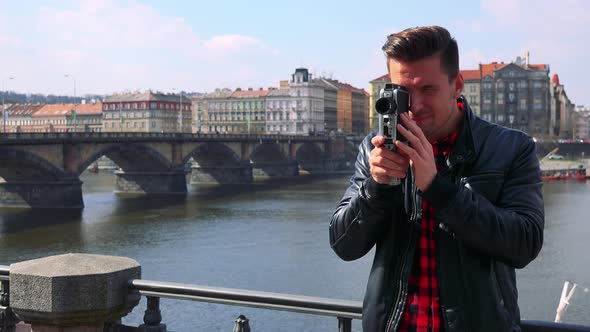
[
  {"left": 64, "top": 74, "right": 76, "bottom": 132},
  {"left": 509, "top": 114, "right": 515, "bottom": 129},
  {"left": 2, "top": 76, "right": 15, "bottom": 134}
]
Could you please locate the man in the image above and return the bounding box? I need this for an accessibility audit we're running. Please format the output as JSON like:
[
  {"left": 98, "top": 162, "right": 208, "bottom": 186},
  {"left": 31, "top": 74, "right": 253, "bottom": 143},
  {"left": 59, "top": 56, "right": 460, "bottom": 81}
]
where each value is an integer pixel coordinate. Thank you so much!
[{"left": 329, "top": 26, "right": 544, "bottom": 332}]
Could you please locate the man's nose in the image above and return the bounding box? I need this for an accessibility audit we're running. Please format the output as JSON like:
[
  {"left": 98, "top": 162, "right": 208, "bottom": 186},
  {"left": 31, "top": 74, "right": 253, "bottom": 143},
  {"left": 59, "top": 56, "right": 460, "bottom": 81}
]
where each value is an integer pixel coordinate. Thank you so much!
[{"left": 409, "top": 94, "right": 423, "bottom": 112}]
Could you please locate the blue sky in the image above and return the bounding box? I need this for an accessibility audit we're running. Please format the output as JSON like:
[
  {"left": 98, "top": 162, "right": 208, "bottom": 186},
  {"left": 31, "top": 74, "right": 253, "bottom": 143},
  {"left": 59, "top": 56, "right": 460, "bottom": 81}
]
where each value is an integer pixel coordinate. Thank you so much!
[{"left": 1, "top": 0, "right": 589, "bottom": 106}]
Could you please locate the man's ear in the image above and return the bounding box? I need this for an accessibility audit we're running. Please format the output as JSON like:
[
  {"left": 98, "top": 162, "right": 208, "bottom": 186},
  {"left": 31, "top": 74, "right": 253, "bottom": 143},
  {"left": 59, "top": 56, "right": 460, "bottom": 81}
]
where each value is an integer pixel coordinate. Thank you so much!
[{"left": 453, "top": 73, "right": 464, "bottom": 99}]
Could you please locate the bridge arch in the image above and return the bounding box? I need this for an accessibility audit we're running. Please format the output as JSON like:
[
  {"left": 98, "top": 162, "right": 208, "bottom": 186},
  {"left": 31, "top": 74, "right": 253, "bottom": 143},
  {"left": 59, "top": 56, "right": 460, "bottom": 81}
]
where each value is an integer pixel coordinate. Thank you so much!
[
  {"left": 250, "top": 142, "right": 289, "bottom": 163},
  {"left": 0, "top": 147, "right": 67, "bottom": 181},
  {"left": 185, "top": 143, "right": 251, "bottom": 184},
  {"left": 295, "top": 142, "right": 325, "bottom": 173},
  {"left": 77, "top": 143, "right": 174, "bottom": 175},
  {"left": 183, "top": 142, "right": 242, "bottom": 166}
]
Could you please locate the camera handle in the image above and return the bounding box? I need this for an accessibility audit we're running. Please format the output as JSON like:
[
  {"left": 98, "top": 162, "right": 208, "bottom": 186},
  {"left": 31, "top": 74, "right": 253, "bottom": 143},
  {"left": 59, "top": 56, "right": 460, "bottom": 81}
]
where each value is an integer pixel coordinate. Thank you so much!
[{"left": 378, "top": 113, "right": 402, "bottom": 186}]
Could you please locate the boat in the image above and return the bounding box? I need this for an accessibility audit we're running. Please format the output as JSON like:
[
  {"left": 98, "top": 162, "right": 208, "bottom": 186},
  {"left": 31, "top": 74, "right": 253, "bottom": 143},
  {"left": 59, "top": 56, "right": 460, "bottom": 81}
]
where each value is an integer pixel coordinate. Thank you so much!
[
  {"left": 541, "top": 167, "right": 587, "bottom": 182},
  {"left": 87, "top": 163, "right": 99, "bottom": 173}
]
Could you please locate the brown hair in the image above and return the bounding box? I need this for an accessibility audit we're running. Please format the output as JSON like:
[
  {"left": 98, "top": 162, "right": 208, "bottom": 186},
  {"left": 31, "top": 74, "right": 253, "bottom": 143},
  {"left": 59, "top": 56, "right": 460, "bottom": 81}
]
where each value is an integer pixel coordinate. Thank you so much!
[{"left": 382, "top": 26, "right": 459, "bottom": 81}]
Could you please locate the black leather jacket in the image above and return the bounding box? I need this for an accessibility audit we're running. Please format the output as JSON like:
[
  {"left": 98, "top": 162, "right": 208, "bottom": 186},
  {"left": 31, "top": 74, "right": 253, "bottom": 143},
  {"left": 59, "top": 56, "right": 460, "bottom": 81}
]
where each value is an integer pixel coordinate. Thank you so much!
[{"left": 329, "top": 98, "right": 544, "bottom": 332}]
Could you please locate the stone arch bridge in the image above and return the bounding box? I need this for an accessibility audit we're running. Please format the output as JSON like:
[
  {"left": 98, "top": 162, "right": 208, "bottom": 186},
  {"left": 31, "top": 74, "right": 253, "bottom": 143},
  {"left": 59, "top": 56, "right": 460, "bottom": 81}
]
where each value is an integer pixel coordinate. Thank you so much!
[{"left": 0, "top": 132, "right": 356, "bottom": 208}]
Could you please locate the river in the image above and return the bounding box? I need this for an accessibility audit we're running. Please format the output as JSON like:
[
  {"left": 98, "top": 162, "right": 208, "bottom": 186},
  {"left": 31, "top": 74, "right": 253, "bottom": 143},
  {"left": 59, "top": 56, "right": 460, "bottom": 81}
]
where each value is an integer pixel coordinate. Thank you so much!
[{"left": 0, "top": 172, "right": 588, "bottom": 331}]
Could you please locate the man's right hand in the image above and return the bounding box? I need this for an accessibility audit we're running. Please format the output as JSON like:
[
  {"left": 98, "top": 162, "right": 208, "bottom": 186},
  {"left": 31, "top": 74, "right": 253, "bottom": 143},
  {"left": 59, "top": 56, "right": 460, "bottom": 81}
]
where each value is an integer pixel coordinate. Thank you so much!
[{"left": 370, "top": 135, "right": 410, "bottom": 184}]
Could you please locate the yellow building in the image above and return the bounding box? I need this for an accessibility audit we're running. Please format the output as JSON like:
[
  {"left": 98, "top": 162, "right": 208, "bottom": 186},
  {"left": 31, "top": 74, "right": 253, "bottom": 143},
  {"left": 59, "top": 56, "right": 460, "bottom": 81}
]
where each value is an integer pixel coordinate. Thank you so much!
[
  {"left": 368, "top": 74, "right": 390, "bottom": 132},
  {"left": 336, "top": 89, "right": 352, "bottom": 134},
  {"left": 461, "top": 70, "right": 481, "bottom": 116}
]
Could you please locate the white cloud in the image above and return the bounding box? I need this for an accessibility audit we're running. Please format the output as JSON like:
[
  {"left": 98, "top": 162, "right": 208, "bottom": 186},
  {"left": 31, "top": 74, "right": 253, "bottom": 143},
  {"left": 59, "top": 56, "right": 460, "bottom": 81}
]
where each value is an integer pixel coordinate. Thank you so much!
[
  {"left": 0, "top": 0, "right": 281, "bottom": 95},
  {"left": 205, "top": 35, "right": 262, "bottom": 52}
]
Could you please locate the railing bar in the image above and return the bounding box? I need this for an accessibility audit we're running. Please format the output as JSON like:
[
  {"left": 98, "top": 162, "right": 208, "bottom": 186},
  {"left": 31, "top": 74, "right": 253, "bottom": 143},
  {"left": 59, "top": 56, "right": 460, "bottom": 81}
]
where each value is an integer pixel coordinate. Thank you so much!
[
  {"left": 129, "top": 279, "right": 362, "bottom": 313},
  {"left": 136, "top": 290, "right": 362, "bottom": 319}
]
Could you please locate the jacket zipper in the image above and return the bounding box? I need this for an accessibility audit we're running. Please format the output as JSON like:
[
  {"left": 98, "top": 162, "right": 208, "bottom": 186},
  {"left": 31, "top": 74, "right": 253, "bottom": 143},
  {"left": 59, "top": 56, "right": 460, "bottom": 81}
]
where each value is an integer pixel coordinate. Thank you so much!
[
  {"left": 385, "top": 181, "right": 420, "bottom": 332},
  {"left": 384, "top": 224, "right": 416, "bottom": 332}
]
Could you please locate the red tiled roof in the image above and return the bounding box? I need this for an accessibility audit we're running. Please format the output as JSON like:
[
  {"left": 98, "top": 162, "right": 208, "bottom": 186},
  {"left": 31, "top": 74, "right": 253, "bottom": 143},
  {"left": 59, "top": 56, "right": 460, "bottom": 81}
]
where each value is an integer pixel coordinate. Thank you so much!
[
  {"left": 528, "top": 64, "right": 548, "bottom": 70},
  {"left": 460, "top": 69, "right": 480, "bottom": 81},
  {"left": 230, "top": 89, "right": 270, "bottom": 98},
  {"left": 370, "top": 74, "right": 390, "bottom": 82},
  {"left": 33, "top": 103, "right": 102, "bottom": 117},
  {"left": 323, "top": 79, "right": 366, "bottom": 93},
  {"left": 480, "top": 62, "right": 506, "bottom": 78},
  {"left": 5, "top": 104, "right": 44, "bottom": 117}
]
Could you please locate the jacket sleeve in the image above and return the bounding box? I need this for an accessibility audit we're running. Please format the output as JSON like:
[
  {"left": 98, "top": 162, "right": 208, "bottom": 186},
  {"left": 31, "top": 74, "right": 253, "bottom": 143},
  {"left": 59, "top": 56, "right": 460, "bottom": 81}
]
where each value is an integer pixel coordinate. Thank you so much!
[
  {"left": 329, "top": 134, "right": 404, "bottom": 261},
  {"left": 423, "top": 135, "right": 544, "bottom": 268}
]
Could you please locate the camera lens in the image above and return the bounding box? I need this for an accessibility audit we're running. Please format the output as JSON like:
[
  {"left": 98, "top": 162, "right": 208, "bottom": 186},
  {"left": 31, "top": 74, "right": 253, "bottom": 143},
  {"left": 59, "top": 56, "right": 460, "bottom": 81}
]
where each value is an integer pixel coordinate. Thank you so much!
[{"left": 375, "top": 98, "right": 397, "bottom": 115}]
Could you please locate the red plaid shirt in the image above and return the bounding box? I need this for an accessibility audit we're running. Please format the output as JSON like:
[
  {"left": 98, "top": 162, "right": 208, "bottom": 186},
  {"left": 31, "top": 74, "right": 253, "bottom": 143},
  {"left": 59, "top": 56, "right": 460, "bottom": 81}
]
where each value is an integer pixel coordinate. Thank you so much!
[{"left": 398, "top": 103, "right": 463, "bottom": 332}]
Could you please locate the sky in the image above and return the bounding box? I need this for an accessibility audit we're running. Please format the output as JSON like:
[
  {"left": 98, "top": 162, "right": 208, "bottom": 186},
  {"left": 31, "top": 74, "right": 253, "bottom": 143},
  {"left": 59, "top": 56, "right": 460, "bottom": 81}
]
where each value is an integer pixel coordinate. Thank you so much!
[{"left": 0, "top": 0, "right": 589, "bottom": 106}]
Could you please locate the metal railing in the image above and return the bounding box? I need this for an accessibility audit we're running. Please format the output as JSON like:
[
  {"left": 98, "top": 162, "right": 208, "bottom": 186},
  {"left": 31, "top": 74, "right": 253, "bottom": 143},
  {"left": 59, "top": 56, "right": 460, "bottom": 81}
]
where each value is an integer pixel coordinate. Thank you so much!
[
  {"left": 0, "top": 132, "right": 330, "bottom": 144},
  {"left": 1, "top": 265, "right": 590, "bottom": 331},
  {"left": 128, "top": 279, "right": 361, "bottom": 331}
]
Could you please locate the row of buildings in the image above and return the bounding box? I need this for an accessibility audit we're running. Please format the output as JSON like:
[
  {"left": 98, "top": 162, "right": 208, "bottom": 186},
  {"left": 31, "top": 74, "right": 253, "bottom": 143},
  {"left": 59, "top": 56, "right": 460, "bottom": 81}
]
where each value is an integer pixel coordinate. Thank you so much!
[
  {"left": 192, "top": 68, "right": 369, "bottom": 136},
  {"left": 1, "top": 68, "right": 371, "bottom": 136},
  {"left": 370, "top": 53, "right": 578, "bottom": 139},
  {"left": 0, "top": 92, "right": 191, "bottom": 134},
  {"left": 1, "top": 59, "right": 586, "bottom": 139}
]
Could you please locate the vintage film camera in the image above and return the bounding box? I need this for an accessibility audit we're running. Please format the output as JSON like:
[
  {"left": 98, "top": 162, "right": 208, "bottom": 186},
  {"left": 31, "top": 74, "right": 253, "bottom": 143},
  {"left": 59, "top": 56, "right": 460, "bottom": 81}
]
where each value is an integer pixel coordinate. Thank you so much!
[
  {"left": 375, "top": 83, "right": 410, "bottom": 149},
  {"left": 375, "top": 83, "right": 410, "bottom": 185}
]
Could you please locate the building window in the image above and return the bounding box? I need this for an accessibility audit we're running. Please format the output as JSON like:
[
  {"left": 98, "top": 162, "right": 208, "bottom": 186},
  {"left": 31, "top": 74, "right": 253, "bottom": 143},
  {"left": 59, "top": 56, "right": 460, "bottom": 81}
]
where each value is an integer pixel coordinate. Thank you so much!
[
  {"left": 497, "top": 114, "right": 504, "bottom": 122},
  {"left": 469, "top": 85, "right": 477, "bottom": 93}
]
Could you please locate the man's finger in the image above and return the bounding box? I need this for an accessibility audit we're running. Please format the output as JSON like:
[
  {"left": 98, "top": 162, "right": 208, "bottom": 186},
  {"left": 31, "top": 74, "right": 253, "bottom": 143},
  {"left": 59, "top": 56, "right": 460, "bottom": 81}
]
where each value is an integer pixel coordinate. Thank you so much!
[
  {"left": 397, "top": 124, "right": 428, "bottom": 157},
  {"left": 400, "top": 113, "right": 430, "bottom": 147},
  {"left": 395, "top": 140, "right": 420, "bottom": 162},
  {"left": 371, "top": 135, "right": 385, "bottom": 147}
]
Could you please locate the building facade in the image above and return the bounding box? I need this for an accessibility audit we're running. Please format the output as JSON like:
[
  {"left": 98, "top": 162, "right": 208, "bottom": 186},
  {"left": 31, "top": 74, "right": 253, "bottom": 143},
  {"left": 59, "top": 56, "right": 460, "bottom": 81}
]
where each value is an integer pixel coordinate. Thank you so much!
[
  {"left": 550, "top": 74, "right": 575, "bottom": 138},
  {"left": 461, "top": 70, "right": 481, "bottom": 116},
  {"left": 193, "top": 68, "right": 325, "bottom": 136},
  {"left": 313, "top": 78, "right": 338, "bottom": 135},
  {"left": 572, "top": 106, "right": 590, "bottom": 140},
  {"left": 477, "top": 58, "right": 551, "bottom": 136},
  {"left": 288, "top": 68, "right": 325, "bottom": 135},
  {"left": 320, "top": 78, "right": 368, "bottom": 135},
  {"left": 2, "top": 104, "right": 44, "bottom": 132},
  {"left": 102, "top": 91, "right": 192, "bottom": 133}
]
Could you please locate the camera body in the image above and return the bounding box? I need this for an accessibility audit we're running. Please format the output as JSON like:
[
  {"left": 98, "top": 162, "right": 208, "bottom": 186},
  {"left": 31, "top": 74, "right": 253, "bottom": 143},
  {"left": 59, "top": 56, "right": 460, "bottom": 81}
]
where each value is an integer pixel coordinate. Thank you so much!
[
  {"left": 375, "top": 83, "right": 410, "bottom": 186},
  {"left": 376, "top": 83, "right": 410, "bottom": 150}
]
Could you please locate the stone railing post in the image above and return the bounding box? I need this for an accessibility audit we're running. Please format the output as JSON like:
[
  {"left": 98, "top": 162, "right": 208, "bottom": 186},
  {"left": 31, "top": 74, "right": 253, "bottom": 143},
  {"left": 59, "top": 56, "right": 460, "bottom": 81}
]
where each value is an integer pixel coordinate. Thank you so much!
[{"left": 9, "top": 253, "right": 141, "bottom": 332}]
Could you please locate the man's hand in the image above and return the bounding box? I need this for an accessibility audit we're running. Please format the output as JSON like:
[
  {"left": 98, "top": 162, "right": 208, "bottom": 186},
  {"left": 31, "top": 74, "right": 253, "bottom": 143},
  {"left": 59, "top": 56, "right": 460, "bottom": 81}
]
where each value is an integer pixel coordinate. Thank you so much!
[
  {"left": 369, "top": 135, "right": 410, "bottom": 185},
  {"left": 395, "top": 113, "right": 437, "bottom": 192}
]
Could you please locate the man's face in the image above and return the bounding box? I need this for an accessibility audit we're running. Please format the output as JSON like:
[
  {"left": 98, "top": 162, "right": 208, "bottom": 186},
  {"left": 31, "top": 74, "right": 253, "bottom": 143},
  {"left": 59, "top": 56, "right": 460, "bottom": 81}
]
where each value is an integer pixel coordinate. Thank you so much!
[{"left": 387, "top": 54, "right": 463, "bottom": 142}]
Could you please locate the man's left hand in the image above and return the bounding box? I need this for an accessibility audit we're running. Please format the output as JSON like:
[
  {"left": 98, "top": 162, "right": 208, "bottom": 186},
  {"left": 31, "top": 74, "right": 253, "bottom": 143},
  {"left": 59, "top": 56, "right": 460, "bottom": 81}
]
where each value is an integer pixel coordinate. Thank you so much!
[{"left": 395, "top": 113, "right": 437, "bottom": 192}]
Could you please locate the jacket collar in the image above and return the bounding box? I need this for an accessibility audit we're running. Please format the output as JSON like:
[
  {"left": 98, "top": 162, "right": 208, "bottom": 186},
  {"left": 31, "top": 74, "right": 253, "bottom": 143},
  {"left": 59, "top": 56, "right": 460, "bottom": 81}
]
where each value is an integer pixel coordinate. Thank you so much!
[{"left": 448, "top": 96, "right": 477, "bottom": 167}]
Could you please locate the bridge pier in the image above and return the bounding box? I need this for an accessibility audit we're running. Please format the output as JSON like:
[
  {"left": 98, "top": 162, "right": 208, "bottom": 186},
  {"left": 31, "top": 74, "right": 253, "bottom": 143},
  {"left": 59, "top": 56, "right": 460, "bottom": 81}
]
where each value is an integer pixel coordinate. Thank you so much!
[
  {"left": 252, "top": 160, "right": 299, "bottom": 178},
  {"left": 0, "top": 179, "right": 83, "bottom": 209},
  {"left": 115, "top": 170, "right": 187, "bottom": 194},
  {"left": 190, "top": 162, "right": 253, "bottom": 185}
]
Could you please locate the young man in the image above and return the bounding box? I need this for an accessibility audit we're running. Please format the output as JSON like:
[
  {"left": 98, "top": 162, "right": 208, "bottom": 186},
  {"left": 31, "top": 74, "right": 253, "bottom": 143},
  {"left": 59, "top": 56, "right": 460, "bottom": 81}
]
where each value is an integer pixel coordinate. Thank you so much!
[{"left": 329, "top": 26, "right": 544, "bottom": 331}]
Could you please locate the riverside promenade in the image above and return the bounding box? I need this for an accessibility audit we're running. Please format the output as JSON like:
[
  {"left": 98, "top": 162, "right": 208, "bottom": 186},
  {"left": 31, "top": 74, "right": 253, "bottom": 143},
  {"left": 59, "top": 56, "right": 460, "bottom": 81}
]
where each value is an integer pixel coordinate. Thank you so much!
[{"left": 1, "top": 253, "right": 589, "bottom": 332}]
